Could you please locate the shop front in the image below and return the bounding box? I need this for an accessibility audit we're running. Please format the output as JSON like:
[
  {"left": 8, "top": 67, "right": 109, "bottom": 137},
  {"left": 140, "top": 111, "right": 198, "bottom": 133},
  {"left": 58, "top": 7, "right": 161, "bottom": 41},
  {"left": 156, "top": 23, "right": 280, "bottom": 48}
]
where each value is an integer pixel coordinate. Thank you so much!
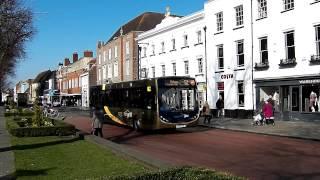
[{"left": 255, "top": 76, "right": 320, "bottom": 121}]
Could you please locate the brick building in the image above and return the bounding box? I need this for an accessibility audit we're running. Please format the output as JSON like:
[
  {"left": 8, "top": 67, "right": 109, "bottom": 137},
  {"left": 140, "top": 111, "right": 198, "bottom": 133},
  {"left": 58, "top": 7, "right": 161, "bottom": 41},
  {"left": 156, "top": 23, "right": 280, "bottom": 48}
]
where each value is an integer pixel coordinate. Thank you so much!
[
  {"left": 56, "top": 51, "right": 95, "bottom": 106},
  {"left": 96, "top": 12, "right": 166, "bottom": 85}
]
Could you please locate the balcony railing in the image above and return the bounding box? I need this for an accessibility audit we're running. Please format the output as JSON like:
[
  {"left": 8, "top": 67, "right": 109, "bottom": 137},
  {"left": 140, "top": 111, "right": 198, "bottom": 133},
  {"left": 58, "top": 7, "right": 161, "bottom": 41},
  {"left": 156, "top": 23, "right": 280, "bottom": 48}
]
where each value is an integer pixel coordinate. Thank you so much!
[
  {"left": 254, "top": 61, "right": 269, "bottom": 70},
  {"left": 279, "top": 58, "right": 296, "bottom": 67},
  {"left": 310, "top": 55, "right": 320, "bottom": 64}
]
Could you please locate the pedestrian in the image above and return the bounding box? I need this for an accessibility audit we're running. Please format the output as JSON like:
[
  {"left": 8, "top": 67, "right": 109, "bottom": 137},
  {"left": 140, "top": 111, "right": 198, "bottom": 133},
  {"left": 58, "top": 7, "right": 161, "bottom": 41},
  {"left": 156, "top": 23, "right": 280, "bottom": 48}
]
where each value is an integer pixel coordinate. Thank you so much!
[
  {"left": 263, "top": 100, "right": 274, "bottom": 125},
  {"left": 202, "top": 101, "right": 211, "bottom": 124},
  {"left": 92, "top": 108, "right": 103, "bottom": 137},
  {"left": 216, "top": 94, "right": 224, "bottom": 118}
]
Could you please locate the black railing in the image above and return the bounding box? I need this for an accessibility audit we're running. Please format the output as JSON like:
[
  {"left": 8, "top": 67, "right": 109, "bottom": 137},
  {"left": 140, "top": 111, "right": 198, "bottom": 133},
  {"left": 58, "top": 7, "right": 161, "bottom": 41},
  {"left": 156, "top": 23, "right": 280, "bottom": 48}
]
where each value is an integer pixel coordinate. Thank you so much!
[
  {"left": 279, "top": 58, "right": 296, "bottom": 67},
  {"left": 254, "top": 61, "right": 269, "bottom": 70},
  {"left": 310, "top": 55, "right": 320, "bottom": 63}
]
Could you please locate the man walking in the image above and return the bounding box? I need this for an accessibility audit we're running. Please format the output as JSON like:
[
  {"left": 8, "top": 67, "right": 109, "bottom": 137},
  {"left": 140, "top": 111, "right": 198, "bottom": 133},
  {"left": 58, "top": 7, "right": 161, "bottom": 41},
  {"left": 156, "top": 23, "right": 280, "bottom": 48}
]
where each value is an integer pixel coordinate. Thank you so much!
[{"left": 216, "top": 94, "right": 224, "bottom": 118}]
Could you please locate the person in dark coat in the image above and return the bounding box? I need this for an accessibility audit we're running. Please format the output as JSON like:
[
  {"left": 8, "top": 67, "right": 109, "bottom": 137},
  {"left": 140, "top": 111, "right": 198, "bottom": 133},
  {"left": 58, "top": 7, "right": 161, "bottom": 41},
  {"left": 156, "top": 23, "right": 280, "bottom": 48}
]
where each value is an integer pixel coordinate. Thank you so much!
[{"left": 216, "top": 94, "right": 224, "bottom": 118}]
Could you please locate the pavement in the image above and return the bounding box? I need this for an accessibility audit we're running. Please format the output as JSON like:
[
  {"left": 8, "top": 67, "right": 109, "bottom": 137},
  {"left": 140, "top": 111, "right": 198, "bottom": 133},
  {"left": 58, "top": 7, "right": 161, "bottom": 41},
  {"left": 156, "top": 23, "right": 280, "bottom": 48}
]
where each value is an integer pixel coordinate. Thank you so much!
[
  {"left": 0, "top": 107, "right": 15, "bottom": 180},
  {"left": 198, "top": 116, "right": 320, "bottom": 141}
]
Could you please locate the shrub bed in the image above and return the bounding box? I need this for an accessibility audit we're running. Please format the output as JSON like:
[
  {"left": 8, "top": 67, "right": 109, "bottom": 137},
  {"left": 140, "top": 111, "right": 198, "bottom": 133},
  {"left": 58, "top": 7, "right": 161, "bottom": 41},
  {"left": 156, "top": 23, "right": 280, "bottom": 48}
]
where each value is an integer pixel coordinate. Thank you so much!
[
  {"left": 4, "top": 111, "right": 35, "bottom": 117},
  {"left": 107, "top": 167, "right": 244, "bottom": 180},
  {"left": 7, "top": 118, "right": 76, "bottom": 137}
]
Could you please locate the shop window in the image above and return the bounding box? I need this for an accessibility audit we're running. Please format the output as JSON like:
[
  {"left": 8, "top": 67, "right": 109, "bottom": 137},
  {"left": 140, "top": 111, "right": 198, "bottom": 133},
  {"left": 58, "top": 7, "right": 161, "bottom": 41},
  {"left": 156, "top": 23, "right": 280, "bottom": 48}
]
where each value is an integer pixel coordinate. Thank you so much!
[
  {"left": 238, "top": 81, "right": 245, "bottom": 107},
  {"left": 291, "top": 86, "right": 300, "bottom": 111},
  {"left": 302, "top": 85, "right": 320, "bottom": 112}
]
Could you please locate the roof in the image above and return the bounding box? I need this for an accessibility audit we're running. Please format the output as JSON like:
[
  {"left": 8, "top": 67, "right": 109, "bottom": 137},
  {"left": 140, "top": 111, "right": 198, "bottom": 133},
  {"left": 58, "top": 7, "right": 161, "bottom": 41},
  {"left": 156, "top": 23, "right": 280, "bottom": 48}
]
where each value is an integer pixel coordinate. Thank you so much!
[
  {"left": 107, "top": 12, "right": 168, "bottom": 43},
  {"left": 33, "top": 70, "right": 52, "bottom": 83}
]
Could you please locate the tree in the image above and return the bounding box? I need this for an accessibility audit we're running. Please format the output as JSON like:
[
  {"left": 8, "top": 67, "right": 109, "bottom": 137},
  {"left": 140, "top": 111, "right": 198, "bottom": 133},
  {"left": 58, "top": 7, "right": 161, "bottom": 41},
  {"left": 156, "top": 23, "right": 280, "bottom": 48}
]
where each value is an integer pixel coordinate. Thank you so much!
[{"left": 0, "top": 0, "right": 35, "bottom": 102}]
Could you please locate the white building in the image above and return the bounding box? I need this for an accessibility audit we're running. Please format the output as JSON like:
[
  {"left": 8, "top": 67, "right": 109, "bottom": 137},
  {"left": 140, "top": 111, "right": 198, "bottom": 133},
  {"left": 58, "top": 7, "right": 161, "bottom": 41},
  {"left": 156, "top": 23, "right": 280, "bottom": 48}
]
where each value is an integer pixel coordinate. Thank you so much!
[
  {"left": 204, "top": 0, "right": 320, "bottom": 120},
  {"left": 204, "top": 0, "right": 254, "bottom": 118},
  {"left": 252, "top": 0, "right": 320, "bottom": 120},
  {"left": 137, "top": 10, "right": 207, "bottom": 108}
]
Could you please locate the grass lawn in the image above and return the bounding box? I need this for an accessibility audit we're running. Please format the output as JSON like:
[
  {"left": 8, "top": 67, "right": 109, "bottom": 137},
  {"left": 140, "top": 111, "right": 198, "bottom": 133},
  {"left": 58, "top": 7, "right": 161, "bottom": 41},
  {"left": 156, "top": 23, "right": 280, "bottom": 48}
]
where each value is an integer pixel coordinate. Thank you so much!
[{"left": 11, "top": 136, "right": 149, "bottom": 180}]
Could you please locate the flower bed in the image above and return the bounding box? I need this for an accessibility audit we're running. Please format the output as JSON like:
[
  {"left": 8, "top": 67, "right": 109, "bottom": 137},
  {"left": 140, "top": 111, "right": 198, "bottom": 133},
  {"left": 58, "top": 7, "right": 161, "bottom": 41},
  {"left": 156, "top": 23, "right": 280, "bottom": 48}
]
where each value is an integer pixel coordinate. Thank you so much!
[{"left": 6, "top": 117, "right": 75, "bottom": 137}]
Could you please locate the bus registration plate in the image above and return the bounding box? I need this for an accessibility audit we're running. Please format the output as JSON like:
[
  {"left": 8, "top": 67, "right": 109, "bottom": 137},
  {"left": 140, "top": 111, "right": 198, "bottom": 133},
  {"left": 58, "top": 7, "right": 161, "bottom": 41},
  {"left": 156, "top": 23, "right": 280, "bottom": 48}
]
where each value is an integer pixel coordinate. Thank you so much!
[{"left": 176, "top": 125, "right": 186, "bottom": 128}]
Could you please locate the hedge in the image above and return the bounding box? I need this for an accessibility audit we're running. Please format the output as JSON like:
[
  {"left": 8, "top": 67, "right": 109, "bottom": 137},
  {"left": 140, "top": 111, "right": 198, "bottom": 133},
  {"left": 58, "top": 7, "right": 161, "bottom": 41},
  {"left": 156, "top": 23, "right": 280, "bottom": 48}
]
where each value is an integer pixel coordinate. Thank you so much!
[
  {"left": 6, "top": 118, "right": 76, "bottom": 137},
  {"left": 4, "top": 111, "right": 35, "bottom": 117},
  {"left": 106, "top": 167, "right": 245, "bottom": 180}
]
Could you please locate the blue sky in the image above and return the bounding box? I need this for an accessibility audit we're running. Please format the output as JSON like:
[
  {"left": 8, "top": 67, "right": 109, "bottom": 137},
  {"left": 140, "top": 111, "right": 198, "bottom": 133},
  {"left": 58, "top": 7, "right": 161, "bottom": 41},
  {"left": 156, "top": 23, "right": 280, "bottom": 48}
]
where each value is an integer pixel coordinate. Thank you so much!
[{"left": 14, "top": 0, "right": 205, "bottom": 85}]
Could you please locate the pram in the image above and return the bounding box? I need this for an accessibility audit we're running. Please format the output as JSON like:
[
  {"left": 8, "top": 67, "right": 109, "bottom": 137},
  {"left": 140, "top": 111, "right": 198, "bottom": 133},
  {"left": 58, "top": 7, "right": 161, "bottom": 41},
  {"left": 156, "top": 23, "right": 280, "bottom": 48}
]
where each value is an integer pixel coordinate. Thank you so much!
[{"left": 252, "top": 112, "right": 265, "bottom": 126}]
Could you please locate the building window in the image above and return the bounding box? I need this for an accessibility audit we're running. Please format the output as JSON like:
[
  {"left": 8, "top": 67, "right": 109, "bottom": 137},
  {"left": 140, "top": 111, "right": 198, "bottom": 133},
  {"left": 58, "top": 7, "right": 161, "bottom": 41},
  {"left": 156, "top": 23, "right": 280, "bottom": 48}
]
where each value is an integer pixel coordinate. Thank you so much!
[
  {"left": 143, "top": 47, "right": 147, "bottom": 57},
  {"left": 283, "top": 0, "right": 294, "bottom": 11},
  {"left": 126, "top": 59, "right": 130, "bottom": 76},
  {"left": 141, "top": 68, "right": 147, "bottom": 78},
  {"left": 151, "top": 44, "right": 155, "bottom": 55},
  {"left": 107, "top": 64, "right": 112, "bottom": 78},
  {"left": 108, "top": 48, "right": 112, "bottom": 60},
  {"left": 172, "top": 38, "right": 176, "bottom": 50},
  {"left": 125, "top": 41, "right": 130, "bottom": 55},
  {"left": 161, "top": 41, "right": 165, "bottom": 53},
  {"left": 103, "top": 51, "right": 106, "bottom": 62},
  {"left": 285, "top": 31, "right": 295, "bottom": 60},
  {"left": 98, "top": 69, "right": 101, "bottom": 81},
  {"left": 235, "top": 5, "right": 243, "bottom": 26},
  {"left": 259, "top": 37, "right": 268, "bottom": 64},
  {"left": 183, "top": 35, "right": 188, "bottom": 47},
  {"left": 114, "top": 46, "right": 118, "bottom": 58},
  {"left": 69, "top": 80, "right": 71, "bottom": 89},
  {"left": 98, "top": 54, "right": 101, "bottom": 64},
  {"left": 217, "top": 45, "right": 224, "bottom": 69},
  {"left": 238, "top": 81, "right": 245, "bottom": 107},
  {"left": 198, "top": 58, "right": 203, "bottom": 73},
  {"left": 102, "top": 65, "right": 106, "bottom": 80},
  {"left": 114, "top": 61, "right": 118, "bottom": 77},
  {"left": 172, "top": 63, "right": 176, "bottom": 76},
  {"left": 236, "top": 40, "right": 244, "bottom": 67},
  {"left": 184, "top": 61, "right": 189, "bottom": 75},
  {"left": 257, "top": 0, "right": 267, "bottom": 19},
  {"left": 315, "top": 25, "right": 320, "bottom": 55},
  {"left": 161, "top": 65, "right": 165, "bottom": 77},
  {"left": 197, "top": 31, "right": 202, "bottom": 44},
  {"left": 151, "top": 66, "right": 155, "bottom": 78},
  {"left": 216, "top": 12, "right": 223, "bottom": 32}
]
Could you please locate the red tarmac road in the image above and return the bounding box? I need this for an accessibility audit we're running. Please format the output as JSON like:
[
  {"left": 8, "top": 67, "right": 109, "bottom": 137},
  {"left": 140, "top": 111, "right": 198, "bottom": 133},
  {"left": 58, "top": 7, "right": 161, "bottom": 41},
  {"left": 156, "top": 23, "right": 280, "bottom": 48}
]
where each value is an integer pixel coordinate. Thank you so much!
[{"left": 65, "top": 115, "right": 320, "bottom": 180}]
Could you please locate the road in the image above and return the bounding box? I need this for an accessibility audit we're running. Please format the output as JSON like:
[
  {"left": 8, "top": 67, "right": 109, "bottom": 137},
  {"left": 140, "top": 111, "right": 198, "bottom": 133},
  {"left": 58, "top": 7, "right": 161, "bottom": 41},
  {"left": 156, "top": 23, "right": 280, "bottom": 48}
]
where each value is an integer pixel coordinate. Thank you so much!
[{"left": 64, "top": 111, "right": 320, "bottom": 180}]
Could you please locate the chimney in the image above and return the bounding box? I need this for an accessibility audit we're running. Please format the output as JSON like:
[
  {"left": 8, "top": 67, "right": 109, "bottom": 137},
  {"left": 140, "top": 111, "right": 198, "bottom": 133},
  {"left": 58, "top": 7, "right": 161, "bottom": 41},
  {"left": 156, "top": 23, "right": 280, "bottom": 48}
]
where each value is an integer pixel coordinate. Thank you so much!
[
  {"left": 84, "top": 50, "right": 93, "bottom": 58},
  {"left": 73, "top": 52, "right": 78, "bottom": 63},
  {"left": 64, "top": 58, "right": 70, "bottom": 66}
]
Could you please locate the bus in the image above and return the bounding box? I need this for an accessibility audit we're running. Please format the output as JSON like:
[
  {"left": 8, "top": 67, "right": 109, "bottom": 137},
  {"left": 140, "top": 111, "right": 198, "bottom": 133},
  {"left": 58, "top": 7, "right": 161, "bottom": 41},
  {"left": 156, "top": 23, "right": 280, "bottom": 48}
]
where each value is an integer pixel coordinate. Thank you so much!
[{"left": 90, "top": 76, "right": 200, "bottom": 130}]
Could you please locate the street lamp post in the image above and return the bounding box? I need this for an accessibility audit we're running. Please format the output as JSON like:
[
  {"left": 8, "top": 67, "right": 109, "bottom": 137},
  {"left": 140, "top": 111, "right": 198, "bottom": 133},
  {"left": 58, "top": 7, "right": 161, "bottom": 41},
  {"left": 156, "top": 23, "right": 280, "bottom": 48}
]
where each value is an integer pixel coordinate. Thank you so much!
[{"left": 203, "top": 26, "right": 208, "bottom": 102}]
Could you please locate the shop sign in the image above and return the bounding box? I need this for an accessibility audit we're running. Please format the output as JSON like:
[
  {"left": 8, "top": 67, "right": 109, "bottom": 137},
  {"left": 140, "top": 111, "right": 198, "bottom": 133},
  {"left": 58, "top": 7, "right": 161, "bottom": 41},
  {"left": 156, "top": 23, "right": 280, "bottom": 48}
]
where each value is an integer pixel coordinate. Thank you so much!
[
  {"left": 299, "top": 79, "right": 320, "bottom": 84},
  {"left": 221, "top": 74, "right": 234, "bottom": 80}
]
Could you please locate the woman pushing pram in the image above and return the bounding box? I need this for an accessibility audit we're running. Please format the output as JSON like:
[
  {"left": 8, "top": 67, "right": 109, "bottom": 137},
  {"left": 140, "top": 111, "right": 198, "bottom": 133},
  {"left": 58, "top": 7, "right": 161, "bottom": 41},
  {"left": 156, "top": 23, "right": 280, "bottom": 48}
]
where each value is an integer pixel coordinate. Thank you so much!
[{"left": 253, "top": 98, "right": 275, "bottom": 126}]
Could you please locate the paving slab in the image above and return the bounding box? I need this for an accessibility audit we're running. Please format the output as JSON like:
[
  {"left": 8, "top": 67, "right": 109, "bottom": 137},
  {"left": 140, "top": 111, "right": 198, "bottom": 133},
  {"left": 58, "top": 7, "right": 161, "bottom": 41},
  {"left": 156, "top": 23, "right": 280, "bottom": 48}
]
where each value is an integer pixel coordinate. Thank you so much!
[{"left": 199, "top": 117, "right": 320, "bottom": 141}]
